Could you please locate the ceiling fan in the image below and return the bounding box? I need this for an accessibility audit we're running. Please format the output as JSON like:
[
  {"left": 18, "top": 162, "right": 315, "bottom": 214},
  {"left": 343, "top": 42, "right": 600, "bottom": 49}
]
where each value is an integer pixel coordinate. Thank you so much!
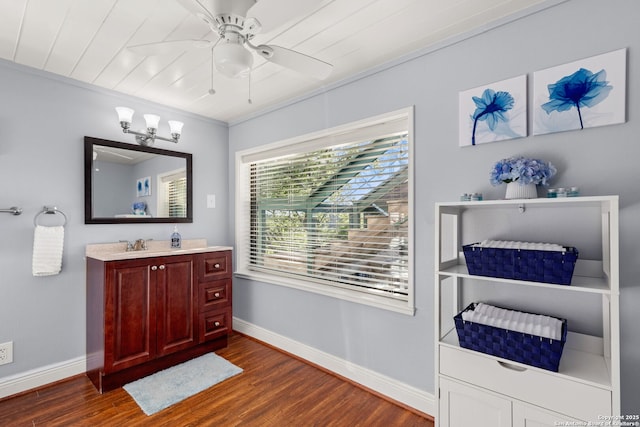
[{"left": 128, "top": 0, "right": 333, "bottom": 81}]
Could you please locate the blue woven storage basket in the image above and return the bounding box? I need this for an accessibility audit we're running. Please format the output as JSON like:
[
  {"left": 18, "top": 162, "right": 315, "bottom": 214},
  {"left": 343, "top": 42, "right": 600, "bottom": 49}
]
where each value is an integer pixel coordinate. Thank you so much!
[
  {"left": 462, "top": 243, "right": 579, "bottom": 285},
  {"left": 454, "top": 303, "right": 567, "bottom": 372}
]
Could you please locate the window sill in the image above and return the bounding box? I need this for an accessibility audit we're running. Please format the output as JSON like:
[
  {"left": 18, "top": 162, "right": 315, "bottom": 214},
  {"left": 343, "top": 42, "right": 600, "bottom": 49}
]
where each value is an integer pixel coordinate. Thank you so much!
[{"left": 234, "top": 269, "right": 415, "bottom": 316}]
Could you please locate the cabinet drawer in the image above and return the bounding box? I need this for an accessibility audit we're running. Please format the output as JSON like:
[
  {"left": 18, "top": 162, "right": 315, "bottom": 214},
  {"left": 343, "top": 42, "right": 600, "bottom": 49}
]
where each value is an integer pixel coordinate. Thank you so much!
[
  {"left": 199, "top": 279, "right": 231, "bottom": 311},
  {"left": 439, "top": 345, "right": 611, "bottom": 421},
  {"left": 199, "top": 308, "right": 231, "bottom": 343},
  {"left": 198, "top": 251, "right": 231, "bottom": 281}
]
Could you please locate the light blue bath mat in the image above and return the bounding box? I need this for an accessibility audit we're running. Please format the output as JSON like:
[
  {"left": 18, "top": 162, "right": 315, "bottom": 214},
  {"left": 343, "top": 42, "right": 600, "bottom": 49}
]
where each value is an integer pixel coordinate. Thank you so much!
[{"left": 123, "top": 353, "right": 243, "bottom": 415}]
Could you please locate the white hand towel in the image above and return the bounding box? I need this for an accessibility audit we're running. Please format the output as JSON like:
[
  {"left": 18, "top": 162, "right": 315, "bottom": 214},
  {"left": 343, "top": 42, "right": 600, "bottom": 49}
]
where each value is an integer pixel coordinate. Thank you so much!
[
  {"left": 32, "top": 225, "right": 64, "bottom": 276},
  {"left": 476, "top": 303, "right": 491, "bottom": 315},
  {"left": 465, "top": 303, "right": 563, "bottom": 340},
  {"left": 551, "top": 317, "right": 563, "bottom": 340},
  {"left": 541, "top": 317, "right": 553, "bottom": 340},
  {"left": 532, "top": 323, "right": 542, "bottom": 336}
]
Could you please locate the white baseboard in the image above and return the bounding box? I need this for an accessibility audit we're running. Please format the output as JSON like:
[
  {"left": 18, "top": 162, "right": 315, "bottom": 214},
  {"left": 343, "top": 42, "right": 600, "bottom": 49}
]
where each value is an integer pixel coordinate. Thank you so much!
[
  {"left": 233, "top": 317, "right": 435, "bottom": 416},
  {"left": 1, "top": 322, "right": 436, "bottom": 417},
  {"left": 0, "top": 357, "right": 86, "bottom": 399}
]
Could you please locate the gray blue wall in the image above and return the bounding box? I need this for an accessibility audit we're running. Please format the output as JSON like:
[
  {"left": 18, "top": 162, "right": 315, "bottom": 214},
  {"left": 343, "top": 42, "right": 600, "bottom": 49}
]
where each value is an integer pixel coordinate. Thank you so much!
[
  {"left": 229, "top": 0, "right": 640, "bottom": 414},
  {"left": 0, "top": 61, "right": 230, "bottom": 380},
  {"left": 93, "top": 160, "right": 132, "bottom": 217},
  {"left": 0, "top": 0, "right": 637, "bottom": 416}
]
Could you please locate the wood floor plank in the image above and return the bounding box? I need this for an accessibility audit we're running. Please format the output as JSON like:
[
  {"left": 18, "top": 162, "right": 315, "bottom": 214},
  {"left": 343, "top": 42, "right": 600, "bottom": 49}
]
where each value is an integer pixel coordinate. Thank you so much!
[{"left": 0, "top": 333, "right": 434, "bottom": 426}]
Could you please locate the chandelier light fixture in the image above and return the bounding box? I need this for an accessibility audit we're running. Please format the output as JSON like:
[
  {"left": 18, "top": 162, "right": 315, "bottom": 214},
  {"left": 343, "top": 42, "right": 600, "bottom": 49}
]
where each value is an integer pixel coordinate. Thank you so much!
[{"left": 115, "top": 107, "right": 184, "bottom": 146}]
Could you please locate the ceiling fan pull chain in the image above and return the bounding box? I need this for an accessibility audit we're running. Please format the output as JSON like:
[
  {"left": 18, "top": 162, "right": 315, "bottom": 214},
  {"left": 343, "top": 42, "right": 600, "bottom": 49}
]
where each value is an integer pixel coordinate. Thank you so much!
[
  {"left": 208, "top": 45, "right": 216, "bottom": 95},
  {"left": 248, "top": 75, "right": 252, "bottom": 104}
]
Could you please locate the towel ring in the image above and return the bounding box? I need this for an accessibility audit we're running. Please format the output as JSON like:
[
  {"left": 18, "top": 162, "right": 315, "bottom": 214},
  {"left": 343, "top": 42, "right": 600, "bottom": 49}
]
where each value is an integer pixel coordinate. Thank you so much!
[{"left": 34, "top": 206, "right": 67, "bottom": 227}]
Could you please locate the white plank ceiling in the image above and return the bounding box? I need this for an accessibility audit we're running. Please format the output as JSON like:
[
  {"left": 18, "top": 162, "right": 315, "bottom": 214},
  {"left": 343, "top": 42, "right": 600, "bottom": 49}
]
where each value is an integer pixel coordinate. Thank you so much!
[{"left": 0, "top": 0, "right": 555, "bottom": 123}]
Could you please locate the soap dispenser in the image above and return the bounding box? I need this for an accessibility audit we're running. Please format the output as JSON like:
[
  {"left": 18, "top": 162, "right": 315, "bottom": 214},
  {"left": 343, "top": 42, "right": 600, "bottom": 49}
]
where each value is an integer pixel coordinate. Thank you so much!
[{"left": 171, "top": 225, "right": 182, "bottom": 249}]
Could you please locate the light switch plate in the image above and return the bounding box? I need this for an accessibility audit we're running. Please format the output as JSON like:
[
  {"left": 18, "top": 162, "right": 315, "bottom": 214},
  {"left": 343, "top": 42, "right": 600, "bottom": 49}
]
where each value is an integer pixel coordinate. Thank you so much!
[{"left": 207, "top": 194, "right": 216, "bottom": 209}]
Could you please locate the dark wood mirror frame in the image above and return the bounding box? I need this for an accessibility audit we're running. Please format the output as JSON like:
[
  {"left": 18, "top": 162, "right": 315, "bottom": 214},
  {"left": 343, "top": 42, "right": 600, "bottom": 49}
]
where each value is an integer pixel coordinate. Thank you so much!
[{"left": 84, "top": 136, "right": 193, "bottom": 224}]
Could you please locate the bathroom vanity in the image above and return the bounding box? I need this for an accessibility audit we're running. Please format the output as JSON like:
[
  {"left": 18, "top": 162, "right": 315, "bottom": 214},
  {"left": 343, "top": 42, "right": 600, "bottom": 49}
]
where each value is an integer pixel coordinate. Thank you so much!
[{"left": 85, "top": 240, "right": 232, "bottom": 393}]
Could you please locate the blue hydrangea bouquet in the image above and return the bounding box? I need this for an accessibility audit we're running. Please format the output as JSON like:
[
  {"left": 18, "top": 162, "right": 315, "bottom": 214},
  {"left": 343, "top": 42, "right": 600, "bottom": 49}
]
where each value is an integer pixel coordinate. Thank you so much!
[
  {"left": 132, "top": 201, "right": 146, "bottom": 215},
  {"left": 490, "top": 156, "right": 556, "bottom": 199},
  {"left": 490, "top": 156, "right": 557, "bottom": 186}
]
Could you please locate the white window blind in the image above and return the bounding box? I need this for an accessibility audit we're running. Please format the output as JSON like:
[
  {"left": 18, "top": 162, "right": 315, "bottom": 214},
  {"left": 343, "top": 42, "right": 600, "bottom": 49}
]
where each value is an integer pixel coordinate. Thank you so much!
[
  {"left": 158, "top": 169, "right": 187, "bottom": 217},
  {"left": 246, "top": 129, "right": 410, "bottom": 300}
]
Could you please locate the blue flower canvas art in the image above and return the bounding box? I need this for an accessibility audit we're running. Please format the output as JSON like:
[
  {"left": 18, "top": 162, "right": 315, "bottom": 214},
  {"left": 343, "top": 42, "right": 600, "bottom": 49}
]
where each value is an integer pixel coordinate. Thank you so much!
[
  {"left": 459, "top": 75, "right": 527, "bottom": 147},
  {"left": 533, "top": 48, "right": 626, "bottom": 135},
  {"left": 137, "top": 176, "right": 151, "bottom": 197}
]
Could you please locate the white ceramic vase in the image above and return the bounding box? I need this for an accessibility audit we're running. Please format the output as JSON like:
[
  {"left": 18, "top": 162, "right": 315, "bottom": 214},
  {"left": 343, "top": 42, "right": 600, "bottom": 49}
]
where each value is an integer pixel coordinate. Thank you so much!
[{"left": 505, "top": 181, "right": 537, "bottom": 199}]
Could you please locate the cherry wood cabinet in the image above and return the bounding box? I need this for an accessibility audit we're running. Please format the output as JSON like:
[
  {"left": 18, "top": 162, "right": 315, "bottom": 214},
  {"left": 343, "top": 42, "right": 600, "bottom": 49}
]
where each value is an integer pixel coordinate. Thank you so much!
[
  {"left": 104, "top": 255, "right": 196, "bottom": 373},
  {"left": 86, "top": 249, "right": 233, "bottom": 393},
  {"left": 196, "top": 251, "right": 232, "bottom": 344}
]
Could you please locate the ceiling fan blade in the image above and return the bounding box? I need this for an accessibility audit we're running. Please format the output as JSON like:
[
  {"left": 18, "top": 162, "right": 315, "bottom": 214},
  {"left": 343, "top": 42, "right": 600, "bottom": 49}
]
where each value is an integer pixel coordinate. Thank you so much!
[
  {"left": 175, "top": 0, "right": 215, "bottom": 22},
  {"left": 248, "top": 0, "right": 323, "bottom": 33},
  {"left": 128, "top": 39, "right": 213, "bottom": 56},
  {"left": 261, "top": 45, "right": 332, "bottom": 80}
]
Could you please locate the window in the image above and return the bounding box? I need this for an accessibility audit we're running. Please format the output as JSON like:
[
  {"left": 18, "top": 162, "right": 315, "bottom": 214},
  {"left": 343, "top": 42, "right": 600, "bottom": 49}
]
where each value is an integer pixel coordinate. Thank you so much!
[{"left": 236, "top": 108, "right": 413, "bottom": 314}]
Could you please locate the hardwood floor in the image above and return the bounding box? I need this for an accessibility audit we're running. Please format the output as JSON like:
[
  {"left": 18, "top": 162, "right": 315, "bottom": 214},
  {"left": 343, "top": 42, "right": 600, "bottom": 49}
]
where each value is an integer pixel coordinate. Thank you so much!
[{"left": 0, "top": 333, "right": 434, "bottom": 426}]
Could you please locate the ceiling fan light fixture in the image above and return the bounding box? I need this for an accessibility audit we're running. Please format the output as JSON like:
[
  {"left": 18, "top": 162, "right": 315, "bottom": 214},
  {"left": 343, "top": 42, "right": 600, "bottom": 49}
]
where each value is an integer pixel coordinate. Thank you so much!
[{"left": 214, "top": 41, "right": 253, "bottom": 78}]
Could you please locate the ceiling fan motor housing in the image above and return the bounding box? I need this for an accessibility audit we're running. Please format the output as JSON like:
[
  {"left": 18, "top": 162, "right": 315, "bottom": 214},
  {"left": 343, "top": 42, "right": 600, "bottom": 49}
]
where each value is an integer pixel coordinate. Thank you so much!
[
  {"left": 207, "top": 0, "right": 257, "bottom": 25},
  {"left": 213, "top": 14, "right": 248, "bottom": 31}
]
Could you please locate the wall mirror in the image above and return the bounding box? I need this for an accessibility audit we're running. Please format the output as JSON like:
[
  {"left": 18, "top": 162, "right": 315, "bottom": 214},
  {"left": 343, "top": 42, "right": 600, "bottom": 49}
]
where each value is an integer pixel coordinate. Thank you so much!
[{"left": 84, "top": 136, "right": 193, "bottom": 224}]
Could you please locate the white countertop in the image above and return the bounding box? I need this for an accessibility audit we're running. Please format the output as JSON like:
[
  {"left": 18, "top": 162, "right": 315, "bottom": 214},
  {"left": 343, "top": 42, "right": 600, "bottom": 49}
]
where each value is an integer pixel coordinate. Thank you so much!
[{"left": 86, "top": 239, "right": 232, "bottom": 261}]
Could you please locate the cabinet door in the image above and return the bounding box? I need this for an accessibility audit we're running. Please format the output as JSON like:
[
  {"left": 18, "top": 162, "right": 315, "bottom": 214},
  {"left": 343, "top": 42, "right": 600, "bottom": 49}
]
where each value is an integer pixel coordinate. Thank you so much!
[
  {"left": 105, "top": 261, "right": 156, "bottom": 373},
  {"left": 156, "top": 256, "right": 197, "bottom": 356},
  {"left": 513, "top": 402, "right": 581, "bottom": 427},
  {"left": 440, "top": 377, "right": 512, "bottom": 427}
]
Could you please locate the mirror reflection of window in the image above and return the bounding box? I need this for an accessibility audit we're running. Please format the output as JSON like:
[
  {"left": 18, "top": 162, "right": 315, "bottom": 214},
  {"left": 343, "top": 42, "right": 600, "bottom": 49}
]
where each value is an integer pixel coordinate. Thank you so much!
[{"left": 158, "top": 169, "right": 187, "bottom": 217}]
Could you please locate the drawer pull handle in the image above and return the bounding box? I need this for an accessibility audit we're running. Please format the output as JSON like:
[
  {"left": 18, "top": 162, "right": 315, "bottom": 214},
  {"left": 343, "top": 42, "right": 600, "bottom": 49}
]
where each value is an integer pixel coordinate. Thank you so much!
[
  {"left": 159, "top": 265, "right": 165, "bottom": 270},
  {"left": 214, "top": 321, "right": 221, "bottom": 327},
  {"left": 151, "top": 266, "right": 158, "bottom": 271},
  {"left": 214, "top": 263, "right": 220, "bottom": 269},
  {"left": 214, "top": 292, "right": 220, "bottom": 298},
  {"left": 497, "top": 361, "right": 527, "bottom": 372}
]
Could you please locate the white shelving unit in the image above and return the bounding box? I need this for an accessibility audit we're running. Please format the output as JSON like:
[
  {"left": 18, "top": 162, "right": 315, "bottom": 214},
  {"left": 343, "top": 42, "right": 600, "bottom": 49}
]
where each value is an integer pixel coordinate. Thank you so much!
[{"left": 434, "top": 196, "right": 620, "bottom": 427}]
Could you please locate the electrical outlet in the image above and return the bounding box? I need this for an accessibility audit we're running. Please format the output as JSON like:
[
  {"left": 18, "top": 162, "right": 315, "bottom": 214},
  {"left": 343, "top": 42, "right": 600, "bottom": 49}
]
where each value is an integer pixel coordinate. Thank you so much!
[{"left": 0, "top": 341, "right": 13, "bottom": 365}]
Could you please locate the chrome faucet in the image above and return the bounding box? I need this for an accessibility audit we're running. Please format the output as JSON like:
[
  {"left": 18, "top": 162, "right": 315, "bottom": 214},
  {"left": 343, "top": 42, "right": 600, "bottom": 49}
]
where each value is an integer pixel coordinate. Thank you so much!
[
  {"left": 120, "top": 239, "right": 152, "bottom": 251},
  {"left": 133, "top": 239, "right": 147, "bottom": 251}
]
